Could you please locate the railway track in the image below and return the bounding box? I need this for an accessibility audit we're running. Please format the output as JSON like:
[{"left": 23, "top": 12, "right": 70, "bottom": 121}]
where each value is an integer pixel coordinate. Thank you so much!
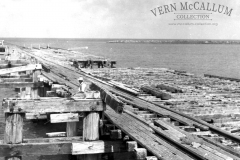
[{"left": 9, "top": 44, "right": 240, "bottom": 160}]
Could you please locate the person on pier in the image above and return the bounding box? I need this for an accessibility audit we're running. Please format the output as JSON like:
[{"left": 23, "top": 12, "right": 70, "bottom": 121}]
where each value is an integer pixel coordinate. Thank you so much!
[
  {"left": 71, "top": 77, "right": 88, "bottom": 98},
  {"left": 78, "top": 77, "right": 87, "bottom": 93},
  {"left": 73, "top": 77, "right": 100, "bottom": 99}
]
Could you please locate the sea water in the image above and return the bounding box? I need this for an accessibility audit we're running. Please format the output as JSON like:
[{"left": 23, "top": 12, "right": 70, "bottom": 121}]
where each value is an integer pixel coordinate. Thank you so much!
[{"left": 4, "top": 38, "right": 240, "bottom": 78}]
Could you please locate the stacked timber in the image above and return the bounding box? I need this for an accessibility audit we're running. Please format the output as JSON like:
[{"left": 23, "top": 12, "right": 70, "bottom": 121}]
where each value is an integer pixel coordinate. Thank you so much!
[
  {"left": 82, "top": 67, "right": 240, "bottom": 134},
  {"left": 156, "top": 84, "right": 183, "bottom": 93},
  {"left": 141, "top": 85, "right": 172, "bottom": 100}
]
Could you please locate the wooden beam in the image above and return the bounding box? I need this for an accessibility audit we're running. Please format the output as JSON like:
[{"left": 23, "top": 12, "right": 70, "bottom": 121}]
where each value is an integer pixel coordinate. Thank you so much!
[
  {"left": 50, "top": 113, "right": 79, "bottom": 123},
  {"left": 141, "top": 86, "right": 172, "bottom": 100},
  {"left": 0, "top": 64, "right": 42, "bottom": 75},
  {"left": 3, "top": 98, "right": 103, "bottom": 113},
  {"left": 0, "top": 75, "right": 30, "bottom": 78},
  {"left": 72, "top": 141, "right": 127, "bottom": 155},
  {"left": 0, "top": 141, "right": 128, "bottom": 157},
  {"left": 108, "top": 80, "right": 139, "bottom": 96},
  {"left": 0, "top": 82, "right": 43, "bottom": 88},
  {"left": 23, "top": 137, "right": 82, "bottom": 143},
  {"left": 0, "top": 78, "right": 33, "bottom": 82},
  {"left": 46, "top": 132, "right": 66, "bottom": 137},
  {"left": 0, "top": 137, "right": 83, "bottom": 144},
  {"left": 0, "top": 60, "right": 29, "bottom": 64},
  {"left": 146, "top": 156, "right": 158, "bottom": 160},
  {"left": 25, "top": 113, "right": 47, "bottom": 119},
  {"left": 52, "top": 84, "right": 66, "bottom": 90},
  {"left": 91, "top": 83, "right": 123, "bottom": 113},
  {"left": 0, "top": 64, "right": 27, "bottom": 69}
]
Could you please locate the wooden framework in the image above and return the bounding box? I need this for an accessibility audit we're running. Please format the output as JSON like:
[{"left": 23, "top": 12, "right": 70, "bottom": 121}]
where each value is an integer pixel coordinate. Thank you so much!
[
  {"left": 0, "top": 82, "right": 43, "bottom": 88},
  {"left": 0, "top": 64, "right": 42, "bottom": 75},
  {"left": 3, "top": 98, "right": 104, "bottom": 113},
  {"left": 0, "top": 140, "right": 129, "bottom": 157},
  {"left": 0, "top": 46, "right": 157, "bottom": 160}
]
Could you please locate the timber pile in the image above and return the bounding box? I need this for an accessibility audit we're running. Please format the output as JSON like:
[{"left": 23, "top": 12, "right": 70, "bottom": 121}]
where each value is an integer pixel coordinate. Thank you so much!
[
  {"left": 83, "top": 68, "right": 240, "bottom": 136},
  {"left": 141, "top": 85, "right": 172, "bottom": 100}
]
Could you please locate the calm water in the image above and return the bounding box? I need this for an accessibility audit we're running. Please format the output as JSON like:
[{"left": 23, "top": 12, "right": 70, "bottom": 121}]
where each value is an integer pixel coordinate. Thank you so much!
[
  {"left": 1, "top": 38, "right": 240, "bottom": 159},
  {"left": 4, "top": 38, "right": 240, "bottom": 78}
]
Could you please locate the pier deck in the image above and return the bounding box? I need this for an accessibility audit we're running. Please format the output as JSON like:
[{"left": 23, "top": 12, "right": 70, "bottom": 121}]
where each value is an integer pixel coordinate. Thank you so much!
[{"left": 1, "top": 44, "right": 240, "bottom": 159}]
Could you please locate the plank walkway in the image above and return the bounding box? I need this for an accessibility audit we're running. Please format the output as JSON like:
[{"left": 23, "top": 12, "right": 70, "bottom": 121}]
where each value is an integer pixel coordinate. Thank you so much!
[{"left": 105, "top": 106, "right": 194, "bottom": 160}]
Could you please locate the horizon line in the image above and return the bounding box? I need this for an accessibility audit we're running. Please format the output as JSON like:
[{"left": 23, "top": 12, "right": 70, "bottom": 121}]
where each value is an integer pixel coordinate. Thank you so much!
[{"left": 0, "top": 37, "right": 240, "bottom": 41}]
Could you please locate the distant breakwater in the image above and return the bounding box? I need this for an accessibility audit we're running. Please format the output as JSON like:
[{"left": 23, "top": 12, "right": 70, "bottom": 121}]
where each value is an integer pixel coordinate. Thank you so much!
[{"left": 108, "top": 40, "right": 240, "bottom": 44}]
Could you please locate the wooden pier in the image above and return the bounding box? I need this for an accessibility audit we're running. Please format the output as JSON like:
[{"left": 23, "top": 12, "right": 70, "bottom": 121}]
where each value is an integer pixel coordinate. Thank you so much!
[
  {"left": 1, "top": 43, "right": 240, "bottom": 160},
  {"left": 72, "top": 59, "right": 117, "bottom": 69}
]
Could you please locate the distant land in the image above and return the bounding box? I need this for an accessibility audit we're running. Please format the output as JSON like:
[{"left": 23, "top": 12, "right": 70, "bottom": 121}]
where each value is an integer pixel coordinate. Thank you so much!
[
  {"left": 1, "top": 38, "right": 240, "bottom": 45},
  {"left": 108, "top": 39, "right": 240, "bottom": 44}
]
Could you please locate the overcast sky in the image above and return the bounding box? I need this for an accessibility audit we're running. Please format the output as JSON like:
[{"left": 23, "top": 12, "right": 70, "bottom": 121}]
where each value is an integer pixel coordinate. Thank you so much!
[{"left": 0, "top": 0, "right": 239, "bottom": 39}]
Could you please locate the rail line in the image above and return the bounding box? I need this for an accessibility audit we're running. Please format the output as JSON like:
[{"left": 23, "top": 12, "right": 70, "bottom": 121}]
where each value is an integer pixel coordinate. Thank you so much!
[{"left": 11, "top": 44, "right": 240, "bottom": 160}]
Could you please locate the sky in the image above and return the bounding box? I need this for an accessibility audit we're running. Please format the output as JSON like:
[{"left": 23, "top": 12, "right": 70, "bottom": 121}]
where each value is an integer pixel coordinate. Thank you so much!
[{"left": 0, "top": 0, "right": 239, "bottom": 39}]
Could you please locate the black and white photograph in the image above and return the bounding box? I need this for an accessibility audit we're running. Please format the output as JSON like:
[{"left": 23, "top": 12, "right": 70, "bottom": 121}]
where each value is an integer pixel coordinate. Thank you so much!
[{"left": 0, "top": 0, "right": 240, "bottom": 160}]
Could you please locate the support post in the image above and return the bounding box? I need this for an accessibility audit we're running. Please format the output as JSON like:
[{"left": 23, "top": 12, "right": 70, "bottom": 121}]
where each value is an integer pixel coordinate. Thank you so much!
[
  {"left": 82, "top": 112, "right": 100, "bottom": 160},
  {"left": 25, "top": 87, "right": 31, "bottom": 99},
  {"left": 20, "top": 87, "right": 26, "bottom": 99},
  {"left": 67, "top": 121, "right": 78, "bottom": 160},
  {"left": 31, "top": 70, "right": 40, "bottom": 98},
  {"left": 67, "top": 122, "right": 78, "bottom": 137},
  {"left": 4, "top": 113, "right": 24, "bottom": 160},
  {"left": 134, "top": 148, "right": 147, "bottom": 160}
]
